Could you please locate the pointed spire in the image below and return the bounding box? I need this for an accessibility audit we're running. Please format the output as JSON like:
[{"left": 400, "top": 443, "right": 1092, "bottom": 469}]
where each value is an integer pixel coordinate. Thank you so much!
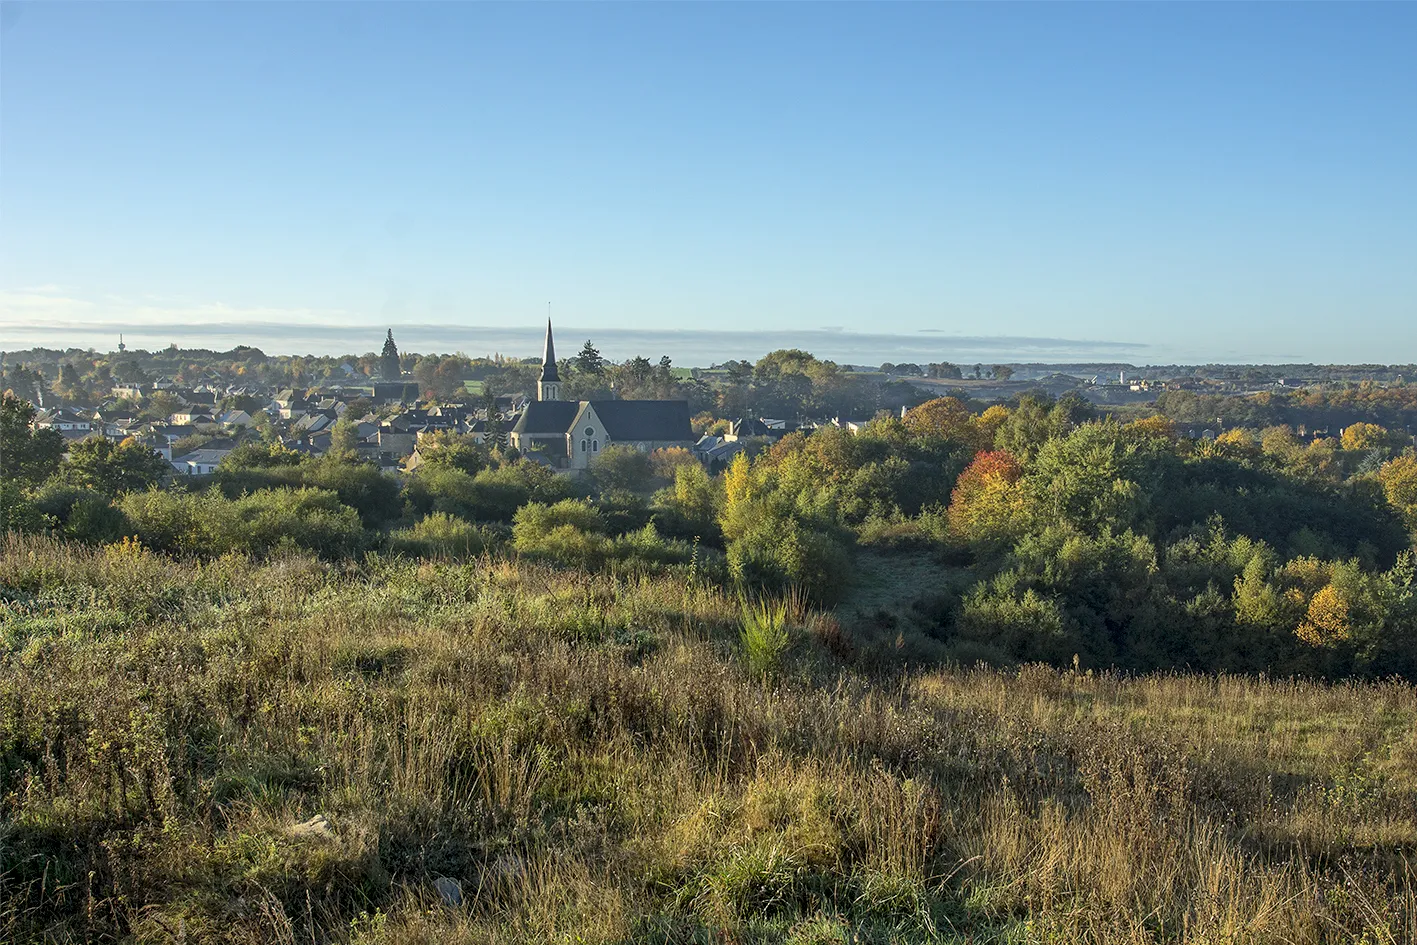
[{"left": 540, "top": 317, "right": 559, "bottom": 382}]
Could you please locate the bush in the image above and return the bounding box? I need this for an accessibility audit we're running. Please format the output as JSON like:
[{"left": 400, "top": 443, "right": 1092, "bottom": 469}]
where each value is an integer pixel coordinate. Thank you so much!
[
  {"left": 217, "top": 457, "right": 402, "bottom": 528},
  {"left": 65, "top": 494, "right": 132, "bottom": 544},
  {"left": 222, "top": 442, "right": 305, "bottom": 469},
  {"left": 120, "top": 487, "right": 365, "bottom": 559},
  {"left": 0, "top": 481, "right": 44, "bottom": 533},
  {"left": 653, "top": 463, "right": 722, "bottom": 545},
  {"left": 727, "top": 516, "right": 850, "bottom": 605},
  {"left": 591, "top": 445, "right": 654, "bottom": 493},
  {"left": 61, "top": 437, "right": 171, "bottom": 495},
  {"left": 608, "top": 522, "right": 698, "bottom": 570},
  {"left": 29, "top": 482, "right": 129, "bottom": 541},
  {"left": 389, "top": 512, "right": 489, "bottom": 560},
  {"left": 513, "top": 499, "right": 610, "bottom": 567}
]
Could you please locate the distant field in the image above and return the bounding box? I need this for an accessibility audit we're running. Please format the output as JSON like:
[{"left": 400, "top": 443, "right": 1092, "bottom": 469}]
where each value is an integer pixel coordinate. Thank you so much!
[{"left": 462, "top": 379, "right": 485, "bottom": 394}]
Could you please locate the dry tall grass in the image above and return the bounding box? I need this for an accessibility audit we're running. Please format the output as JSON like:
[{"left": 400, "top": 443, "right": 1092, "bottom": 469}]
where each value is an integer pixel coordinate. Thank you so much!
[{"left": 1, "top": 533, "right": 1414, "bottom": 943}]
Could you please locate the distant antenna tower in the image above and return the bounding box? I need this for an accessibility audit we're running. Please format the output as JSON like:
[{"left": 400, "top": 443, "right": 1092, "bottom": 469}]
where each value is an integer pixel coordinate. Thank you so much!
[{"left": 118, "top": 334, "right": 127, "bottom": 352}]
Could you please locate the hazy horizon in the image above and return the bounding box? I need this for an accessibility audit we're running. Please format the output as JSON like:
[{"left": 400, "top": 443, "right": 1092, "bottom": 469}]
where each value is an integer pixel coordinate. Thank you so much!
[{"left": 0, "top": 307, "right": 1334, "bottom": 368}]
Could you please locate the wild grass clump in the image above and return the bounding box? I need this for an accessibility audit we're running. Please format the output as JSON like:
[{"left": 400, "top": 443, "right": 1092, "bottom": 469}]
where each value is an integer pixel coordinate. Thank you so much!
[{"left": 740, "top": 596, "right": 791, "bottom": 676}]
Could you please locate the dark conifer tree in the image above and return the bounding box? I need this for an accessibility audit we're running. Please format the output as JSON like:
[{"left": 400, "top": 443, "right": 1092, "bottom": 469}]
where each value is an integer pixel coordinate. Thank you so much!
[{"left": 380, "top": 330, "right": 401, "bottom": 380}]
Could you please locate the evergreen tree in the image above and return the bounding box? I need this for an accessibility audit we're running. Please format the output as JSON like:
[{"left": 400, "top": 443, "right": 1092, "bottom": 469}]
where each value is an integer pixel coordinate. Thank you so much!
[
  {"left": 57, "top": 363, "right": 89, "bottom": 401},
  {"left": 576, "top": 340, "right": 605, "bottom": 375},
  {"left": 1, "top": 365, "right": 44, "bottom": 404},
  {"left": 380, "top": 330, "right": 402, "bottom": 381}
]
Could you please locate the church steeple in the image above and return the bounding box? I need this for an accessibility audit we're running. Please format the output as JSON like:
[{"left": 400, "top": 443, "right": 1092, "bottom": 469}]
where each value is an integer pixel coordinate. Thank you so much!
[{"left": 538, "top": 318, "right": 561, "bottom": 401}]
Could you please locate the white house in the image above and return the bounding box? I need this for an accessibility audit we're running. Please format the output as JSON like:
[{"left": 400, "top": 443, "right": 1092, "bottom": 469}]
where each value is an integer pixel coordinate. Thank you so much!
[{"left": 170, "top": 447, "right": 232, "bottom": 476}]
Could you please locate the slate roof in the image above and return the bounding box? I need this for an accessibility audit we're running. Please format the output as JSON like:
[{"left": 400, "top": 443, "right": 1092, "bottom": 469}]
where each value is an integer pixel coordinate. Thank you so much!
[
  {"left": 580, "top": 400, "right": 692, "bottom": 442},
  {"left": 540, "top": 319, "right": 559, "bottom": 383},
  {"left": 729, "top": 417, "right": 773, "bottom": 437},
  {"left": 512, "top": 401, "right": 580, "bottom": 435},
  {"left": 173, "top": 448, "right": 232, "bottom": 467}
]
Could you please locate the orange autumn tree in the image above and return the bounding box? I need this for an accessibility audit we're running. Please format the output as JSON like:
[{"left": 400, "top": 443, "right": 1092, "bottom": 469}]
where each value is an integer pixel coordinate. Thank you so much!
[{"left": 948, "top": 449, "right": 1026, "bottom": 544}]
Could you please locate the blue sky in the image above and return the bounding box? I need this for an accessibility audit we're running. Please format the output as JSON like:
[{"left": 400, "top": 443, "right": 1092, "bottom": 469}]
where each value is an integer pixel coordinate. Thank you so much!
[{"left": 1, "top": 2, "right": 1414, "bottom": 364}]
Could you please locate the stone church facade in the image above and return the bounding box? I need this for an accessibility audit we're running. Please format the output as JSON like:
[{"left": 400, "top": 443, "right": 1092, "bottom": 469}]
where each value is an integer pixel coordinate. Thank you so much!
[{"left": 509, "top": 320, "right": 694, "bottom": 471}]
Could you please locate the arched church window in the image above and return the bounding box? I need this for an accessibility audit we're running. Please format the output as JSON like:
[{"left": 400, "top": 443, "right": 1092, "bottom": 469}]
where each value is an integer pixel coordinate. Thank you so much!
[{"left": 592, "top": 440, "right": 599, "bottom": 452}]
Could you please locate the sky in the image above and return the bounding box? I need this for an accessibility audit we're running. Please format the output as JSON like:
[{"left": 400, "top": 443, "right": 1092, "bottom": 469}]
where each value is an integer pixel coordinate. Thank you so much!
[{"left": 1, "top": 2, "right": 1415, "bottom": 366}]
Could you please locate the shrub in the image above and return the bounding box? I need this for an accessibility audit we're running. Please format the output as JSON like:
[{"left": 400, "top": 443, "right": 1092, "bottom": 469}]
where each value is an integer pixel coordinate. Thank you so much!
[
  {"left": 652, "top": 463, "right": 722, "bottom": 545},
  {"left": 61, "top": 437, "right": 171, "bottom": 495},
  {"left": 608, "top": 522, "right": 698, "bottom": 570},
  {"left": 29, "top": 483, "right": 130, "bottom": 542},
  {"left": 66, "top": 494, "right": 131, "bottom": 544},
  {"left": 955, "top": 577, "right": 1074, "bottom": 665},
  {"left": 591, "top": 444, "right": 654, "bottom": 493},
  {"left": 0, "top": 481, "right": 44, "bottom": 533},
  {"left": 403, "top": 466, "right": 481, "bottom": 520},
  {"left": 389, "top": 512, "right": 488, "bottom": 560},
  {"left": 513, "top": 499, "right": 610, "bottom": 567},
  {"left": 650, "top": 446, "right": 700, "bottom": 481},
  {"left": 120, "top": 487, "right": 365, "bottom": 559},
  {"left": 217, "top": 457, "right": 401, "bottom": 528},
  {"left": 727, "top": 516, "right": 850, "bottom": 605}
]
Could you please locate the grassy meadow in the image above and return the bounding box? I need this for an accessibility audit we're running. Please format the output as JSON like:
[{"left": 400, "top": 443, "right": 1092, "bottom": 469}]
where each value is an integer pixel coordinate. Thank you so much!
[{"left": 2, "top": 534, "right": 1415, "bottom": 944}]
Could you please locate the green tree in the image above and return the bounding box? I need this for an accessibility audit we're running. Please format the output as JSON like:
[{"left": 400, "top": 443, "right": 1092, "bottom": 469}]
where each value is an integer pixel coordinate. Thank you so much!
[
  {"left": 1379, "top": 455, "right": 1417, "bottom": 533},
  {"left": 576, "top": 340, "right": 606, "bottom": 376},
  {"left": 56, "top": 363, "right": 90, "bottom": 403},
  {"left": 380, "top": 330, "right": 402, "bottom": 380},
  {"left": 3, "top": 364, "right": 46, "bottom": 402},
  {"left": 591, "top": 444, "right": 654, "bottom": 493},
  {"left": 928, "top": 362, "right": 963, "bottom": 380},
  {"left": 327, "top": 419, "right": 361, "bottom": 462},
  {"left": 415, "top": 431, "right": 487, "bottom": 476},
  {"left": 62, "top": 437, "right": 171, "bottom": 495},
  {"left": 1, "top": 391, "right": 65, "bottom": 485}
]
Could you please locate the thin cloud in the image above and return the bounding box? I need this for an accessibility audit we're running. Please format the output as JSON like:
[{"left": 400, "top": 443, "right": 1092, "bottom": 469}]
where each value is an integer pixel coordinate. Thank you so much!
[{"left": 0, "top": 289, "right": 1151, "bottom": 363}]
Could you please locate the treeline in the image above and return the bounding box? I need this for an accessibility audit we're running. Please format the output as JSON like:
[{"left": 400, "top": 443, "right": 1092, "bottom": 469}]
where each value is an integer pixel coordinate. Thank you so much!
[
  {"left": 1156, "top": 384, "right": 1417, "bottom": 432},
  {"left": 6, "top": 386, "right": 1417, "bottom": 680}
]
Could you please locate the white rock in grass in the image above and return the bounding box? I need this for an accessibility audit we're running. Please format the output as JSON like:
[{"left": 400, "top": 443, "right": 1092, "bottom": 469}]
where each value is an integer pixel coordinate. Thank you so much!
[
  {"left": 288, "top": 814, "right": 333, "bottom": 839},
  {"left": 433, "top": 876, "right": 463, "bottom": 907}
]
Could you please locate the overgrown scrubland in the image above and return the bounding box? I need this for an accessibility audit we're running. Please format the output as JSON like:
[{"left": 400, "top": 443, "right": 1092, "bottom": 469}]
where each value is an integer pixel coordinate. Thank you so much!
[{"left": 4, "top": 535, "right": 1415, "bottom": 944}]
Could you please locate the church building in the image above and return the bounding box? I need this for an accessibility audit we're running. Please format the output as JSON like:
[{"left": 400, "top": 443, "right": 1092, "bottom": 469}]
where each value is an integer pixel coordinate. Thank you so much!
[{"left": 509, "top": 319, "right": 694, "bottom": 471}]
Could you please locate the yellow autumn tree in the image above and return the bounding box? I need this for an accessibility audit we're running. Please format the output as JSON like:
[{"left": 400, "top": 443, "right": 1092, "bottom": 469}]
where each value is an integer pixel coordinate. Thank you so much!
[
  {"left": 1126, "top": 415, "right": 1178, "bottom": 442},
  {"left": 1296, "top": 584, "right": 1350, "bottom": 647},
  {"left": 902, "top": 396, "right": 995, "bottom": 451},
  {"left": 1378, "top": 455, "right": 1417, "bottom": 532},
  {"left": 1341, "top": 422, "right": 1393, "bottom": 451}
]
